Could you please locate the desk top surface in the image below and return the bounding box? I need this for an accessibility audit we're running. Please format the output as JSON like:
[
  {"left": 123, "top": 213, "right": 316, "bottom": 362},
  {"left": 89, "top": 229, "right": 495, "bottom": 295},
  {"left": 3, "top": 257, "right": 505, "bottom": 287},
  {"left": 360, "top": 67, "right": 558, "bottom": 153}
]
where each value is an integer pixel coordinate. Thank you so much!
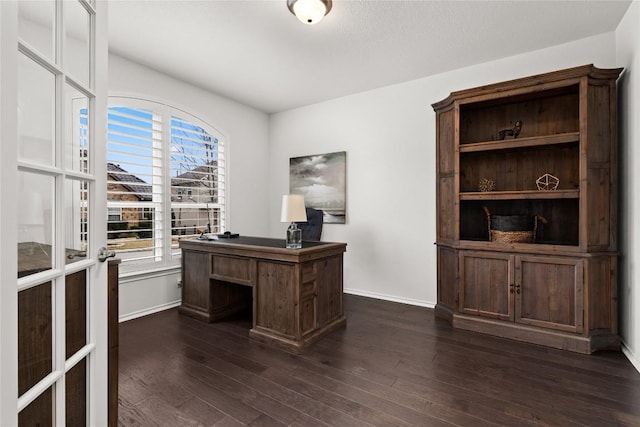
[
  {"left": 208, "top": 236, "right": 326, "bottom": 248},
  {"left": 179, "top": 236, "right": 346, "bottom": 256}
]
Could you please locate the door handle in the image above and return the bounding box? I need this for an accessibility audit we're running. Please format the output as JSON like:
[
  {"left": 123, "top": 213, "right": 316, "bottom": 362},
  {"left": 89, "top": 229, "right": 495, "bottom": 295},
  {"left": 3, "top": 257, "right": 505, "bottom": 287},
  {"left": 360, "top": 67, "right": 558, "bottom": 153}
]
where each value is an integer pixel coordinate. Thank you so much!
[{"left": 98, "top": 246, "right": 116, "bottom": 262}]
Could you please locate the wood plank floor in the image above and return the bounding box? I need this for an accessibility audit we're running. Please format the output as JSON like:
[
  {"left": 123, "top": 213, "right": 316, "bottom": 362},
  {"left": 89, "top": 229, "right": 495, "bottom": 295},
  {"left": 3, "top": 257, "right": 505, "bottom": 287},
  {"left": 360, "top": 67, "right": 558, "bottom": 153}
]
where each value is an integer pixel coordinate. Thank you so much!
[{"left": 118, "top": 295, "right": 640, "bottom": 426}]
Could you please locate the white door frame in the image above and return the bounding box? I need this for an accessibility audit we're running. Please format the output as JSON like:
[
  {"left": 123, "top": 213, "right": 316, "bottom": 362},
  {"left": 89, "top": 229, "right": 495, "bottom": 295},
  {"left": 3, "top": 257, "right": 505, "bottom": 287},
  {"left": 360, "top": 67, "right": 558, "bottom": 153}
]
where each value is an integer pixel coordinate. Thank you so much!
[{"left": 0, "top": 2, "right": 20, "bottom": 425}]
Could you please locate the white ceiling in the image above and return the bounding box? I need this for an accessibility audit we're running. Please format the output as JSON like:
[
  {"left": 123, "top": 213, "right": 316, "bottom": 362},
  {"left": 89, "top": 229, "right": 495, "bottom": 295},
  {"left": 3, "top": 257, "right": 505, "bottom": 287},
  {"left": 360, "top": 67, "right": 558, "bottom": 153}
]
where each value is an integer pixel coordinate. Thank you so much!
[{"left": 108, "top": 0, "right": 631, "bottom": 113}]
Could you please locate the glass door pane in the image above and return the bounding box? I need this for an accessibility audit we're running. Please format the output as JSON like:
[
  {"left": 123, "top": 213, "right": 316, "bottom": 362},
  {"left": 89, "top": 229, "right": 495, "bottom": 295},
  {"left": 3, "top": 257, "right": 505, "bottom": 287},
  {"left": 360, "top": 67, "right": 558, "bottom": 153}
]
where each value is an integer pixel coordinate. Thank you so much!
[
  {"left": 65, "top": 178, "right": 90, "bottom": 259},
  {"left": 17, "top": 172, "right": 55, "bottom": 278},
  {"left": 17, "top": 53, "right": 55, "bottom": 167},
  {"left": 64, "top": 0, "right": 91, "bottom": 87},
  {"left": 18, "top": 386, "right": 54, "bottom": 427},
  {"left": 18, "top": 282, "right": 53, "bottom": 395},
  {"left": 65, "top": 83, "right": 90, "bottom": 174},
  {"left": 65, "top": 270, "right": 88, "bottom": 427},
  {"left": 18, "top": 0, "right": 55, "bottom": 61},
  {"left": 65, "top": 270, "right": 87, "bottom": 357},
  {"left": 65, "top": 360, "right": 87, "bottom": 427}
]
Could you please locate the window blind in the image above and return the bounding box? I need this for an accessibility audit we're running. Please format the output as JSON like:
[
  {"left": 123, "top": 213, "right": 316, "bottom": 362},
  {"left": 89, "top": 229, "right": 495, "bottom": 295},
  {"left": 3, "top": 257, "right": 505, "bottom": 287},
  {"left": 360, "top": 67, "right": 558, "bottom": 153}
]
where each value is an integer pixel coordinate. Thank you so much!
[
  {"left": 170, "top": 115, "right": 225, "bottom": 257},
  {"left": 107, "top": 105, "right": 163, "bottom": 266}
]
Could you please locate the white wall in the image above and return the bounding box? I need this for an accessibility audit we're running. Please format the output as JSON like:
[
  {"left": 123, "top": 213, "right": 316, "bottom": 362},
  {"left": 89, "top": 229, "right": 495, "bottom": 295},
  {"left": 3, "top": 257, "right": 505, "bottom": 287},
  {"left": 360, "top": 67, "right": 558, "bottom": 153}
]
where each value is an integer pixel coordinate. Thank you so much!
[
  {"left": 616, "top": 0, "right": 640, "bottom": 371},
  {"left": 269, "top": 32, "right": 618, "bottom": 308},
  {"left": 109, "top": 54, "right": 271, "bottom": 320}
]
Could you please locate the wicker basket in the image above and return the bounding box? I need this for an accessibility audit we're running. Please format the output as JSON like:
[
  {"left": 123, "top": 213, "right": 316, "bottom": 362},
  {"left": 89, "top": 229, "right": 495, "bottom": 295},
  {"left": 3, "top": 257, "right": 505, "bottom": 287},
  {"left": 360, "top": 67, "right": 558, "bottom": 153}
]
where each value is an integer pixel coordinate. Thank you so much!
[{"left": 483, "top": 206, "right": 547, "bottom": 243}]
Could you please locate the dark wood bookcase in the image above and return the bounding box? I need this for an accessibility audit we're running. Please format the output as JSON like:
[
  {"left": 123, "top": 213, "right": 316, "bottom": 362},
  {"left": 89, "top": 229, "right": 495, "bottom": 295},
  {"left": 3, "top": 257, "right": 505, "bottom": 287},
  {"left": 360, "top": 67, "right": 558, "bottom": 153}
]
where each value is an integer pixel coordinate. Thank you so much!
[{"left": 433, "top": 65, "right": 622, "bottom": 353}]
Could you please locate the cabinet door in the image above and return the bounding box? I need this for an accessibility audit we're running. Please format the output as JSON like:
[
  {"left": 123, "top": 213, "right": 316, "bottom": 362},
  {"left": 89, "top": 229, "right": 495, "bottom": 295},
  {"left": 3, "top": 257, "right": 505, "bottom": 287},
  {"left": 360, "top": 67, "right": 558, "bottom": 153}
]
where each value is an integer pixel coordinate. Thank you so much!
[
  {"left": 459, "top": 251, "right": 514, "bottom": 321},
  {"left": 515, "top": 256, "right": 583, "bottom": 333}
]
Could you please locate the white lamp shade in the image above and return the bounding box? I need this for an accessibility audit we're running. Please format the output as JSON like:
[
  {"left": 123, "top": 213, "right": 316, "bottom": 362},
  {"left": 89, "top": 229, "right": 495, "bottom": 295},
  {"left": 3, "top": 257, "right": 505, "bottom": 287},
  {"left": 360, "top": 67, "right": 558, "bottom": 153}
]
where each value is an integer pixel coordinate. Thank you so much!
[
  {"left": 281, "top": 194, "right": 307, "bottom": 222},
  {"left": 292, "top": 0, "right": 328, "bottom": 24}
]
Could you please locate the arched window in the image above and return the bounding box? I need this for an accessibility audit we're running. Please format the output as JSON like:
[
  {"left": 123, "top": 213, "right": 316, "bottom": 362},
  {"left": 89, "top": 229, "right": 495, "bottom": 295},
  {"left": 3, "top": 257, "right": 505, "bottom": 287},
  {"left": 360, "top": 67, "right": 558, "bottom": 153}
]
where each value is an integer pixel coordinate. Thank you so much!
[{"left": 106, "top": 97, "right": 226, "bottom": 269}]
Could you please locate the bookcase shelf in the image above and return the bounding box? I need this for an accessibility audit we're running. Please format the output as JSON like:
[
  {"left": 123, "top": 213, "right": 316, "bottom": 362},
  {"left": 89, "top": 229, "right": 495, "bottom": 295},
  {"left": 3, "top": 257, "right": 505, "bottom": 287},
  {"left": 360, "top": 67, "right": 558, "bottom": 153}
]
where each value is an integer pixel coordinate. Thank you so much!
[
  {"left": 459, "top": 190, "right": 579, "bottom": 201},
  {"left": 459, "top": 132, "right": 580, "bottom": 153}
]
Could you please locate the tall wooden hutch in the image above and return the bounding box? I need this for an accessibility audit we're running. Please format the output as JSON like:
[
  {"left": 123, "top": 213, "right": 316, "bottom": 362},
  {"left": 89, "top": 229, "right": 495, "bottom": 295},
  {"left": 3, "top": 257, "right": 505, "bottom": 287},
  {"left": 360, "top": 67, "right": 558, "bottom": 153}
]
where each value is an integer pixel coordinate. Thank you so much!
[{"left": 433, "top": 65, "right": 622, "bottom": 353}]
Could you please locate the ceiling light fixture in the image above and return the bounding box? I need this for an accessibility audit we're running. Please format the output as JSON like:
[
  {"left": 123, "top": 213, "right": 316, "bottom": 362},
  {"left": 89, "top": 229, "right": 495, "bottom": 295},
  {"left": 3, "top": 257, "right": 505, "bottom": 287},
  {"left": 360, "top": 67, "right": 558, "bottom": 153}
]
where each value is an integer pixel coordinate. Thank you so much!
[{"left": 287, "top": 0, "right": 332, "bottom": 25}]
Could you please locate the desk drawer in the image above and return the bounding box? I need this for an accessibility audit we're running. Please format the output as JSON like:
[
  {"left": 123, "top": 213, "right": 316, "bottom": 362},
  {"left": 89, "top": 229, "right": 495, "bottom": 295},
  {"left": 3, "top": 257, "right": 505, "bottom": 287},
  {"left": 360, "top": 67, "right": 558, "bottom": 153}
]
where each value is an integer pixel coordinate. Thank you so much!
[{"left": 210, "top": 255, "right": 252, "bottom": 285}]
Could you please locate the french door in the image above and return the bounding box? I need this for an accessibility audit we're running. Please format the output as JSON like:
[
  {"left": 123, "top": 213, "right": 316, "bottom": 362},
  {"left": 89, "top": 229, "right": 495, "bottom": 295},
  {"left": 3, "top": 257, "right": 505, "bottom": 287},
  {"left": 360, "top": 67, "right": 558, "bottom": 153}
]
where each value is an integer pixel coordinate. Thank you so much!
[{"left": 1, "top": 1, "right": 108, "bottom": 425}]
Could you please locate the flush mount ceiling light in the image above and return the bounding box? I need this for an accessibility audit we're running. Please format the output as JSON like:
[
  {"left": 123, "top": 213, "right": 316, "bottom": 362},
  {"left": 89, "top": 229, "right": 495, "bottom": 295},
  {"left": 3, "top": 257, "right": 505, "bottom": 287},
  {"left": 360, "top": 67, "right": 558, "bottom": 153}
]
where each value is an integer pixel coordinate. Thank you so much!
[{"left": 287, "top": 0, "right": 332, "bottom": 25}]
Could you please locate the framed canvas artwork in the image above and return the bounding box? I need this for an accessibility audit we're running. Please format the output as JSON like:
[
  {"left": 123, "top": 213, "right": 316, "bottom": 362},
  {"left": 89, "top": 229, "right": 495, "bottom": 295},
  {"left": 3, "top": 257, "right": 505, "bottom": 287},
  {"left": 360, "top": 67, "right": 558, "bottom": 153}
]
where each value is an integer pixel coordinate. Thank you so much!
[{"left": 289, "top": 151, "right": 346, "bottom": 224}]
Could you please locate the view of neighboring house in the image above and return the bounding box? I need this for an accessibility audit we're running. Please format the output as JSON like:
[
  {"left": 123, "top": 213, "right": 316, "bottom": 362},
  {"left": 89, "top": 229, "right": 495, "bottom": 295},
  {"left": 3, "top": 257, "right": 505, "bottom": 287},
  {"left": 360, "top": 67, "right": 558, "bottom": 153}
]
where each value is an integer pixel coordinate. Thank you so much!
[
  {"left": 107, "top": 162, "right": 152, "bottom": 229},
  {"left": 171, "top": 161, "right": 220, "bottom": 235}
]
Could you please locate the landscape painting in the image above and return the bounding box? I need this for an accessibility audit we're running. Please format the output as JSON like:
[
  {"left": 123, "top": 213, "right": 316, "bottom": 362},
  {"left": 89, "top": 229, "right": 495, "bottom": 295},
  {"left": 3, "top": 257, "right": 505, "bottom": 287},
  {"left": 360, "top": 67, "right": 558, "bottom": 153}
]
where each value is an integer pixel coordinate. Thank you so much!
[{"left": 289, "top": 151, "right": 346, "bottom": 224}]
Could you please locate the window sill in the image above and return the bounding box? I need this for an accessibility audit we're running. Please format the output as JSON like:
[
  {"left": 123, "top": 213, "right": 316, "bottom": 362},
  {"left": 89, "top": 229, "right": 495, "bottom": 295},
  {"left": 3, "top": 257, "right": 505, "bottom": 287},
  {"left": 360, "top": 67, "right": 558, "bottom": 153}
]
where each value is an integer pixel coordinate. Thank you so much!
[{"left": 119, "top": 263, "right": 181, "bottom": 283}]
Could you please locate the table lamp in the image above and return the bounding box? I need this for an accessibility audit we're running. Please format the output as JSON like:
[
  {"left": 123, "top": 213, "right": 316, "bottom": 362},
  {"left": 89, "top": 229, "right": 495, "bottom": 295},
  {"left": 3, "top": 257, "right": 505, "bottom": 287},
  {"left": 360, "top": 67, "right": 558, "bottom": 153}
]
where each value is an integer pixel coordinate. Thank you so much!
[{"left": 280, "top": 194, "right": 307, "bottom": 249}]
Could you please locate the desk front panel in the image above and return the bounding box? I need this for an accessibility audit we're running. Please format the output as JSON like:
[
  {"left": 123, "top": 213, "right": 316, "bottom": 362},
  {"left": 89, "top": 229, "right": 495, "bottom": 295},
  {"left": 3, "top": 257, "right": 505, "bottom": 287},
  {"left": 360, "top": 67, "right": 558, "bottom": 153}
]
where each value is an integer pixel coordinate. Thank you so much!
[
  {"left": 211, "top": 255, "right": 253, "bottom": 286},
  {"left": 315, "top": 256, "right": 344, "bottom": 326},
  {"left": 181, "top": 250, "right": 211, "bottom": 321}
]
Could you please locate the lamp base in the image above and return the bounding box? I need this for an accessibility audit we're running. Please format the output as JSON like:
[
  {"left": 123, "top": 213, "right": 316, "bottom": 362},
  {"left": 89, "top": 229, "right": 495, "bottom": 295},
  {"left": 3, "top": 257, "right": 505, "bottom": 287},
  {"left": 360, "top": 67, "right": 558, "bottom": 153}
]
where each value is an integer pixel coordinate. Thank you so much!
[{"left": 286, "top": 222, "right": 302, "bottom": 249}]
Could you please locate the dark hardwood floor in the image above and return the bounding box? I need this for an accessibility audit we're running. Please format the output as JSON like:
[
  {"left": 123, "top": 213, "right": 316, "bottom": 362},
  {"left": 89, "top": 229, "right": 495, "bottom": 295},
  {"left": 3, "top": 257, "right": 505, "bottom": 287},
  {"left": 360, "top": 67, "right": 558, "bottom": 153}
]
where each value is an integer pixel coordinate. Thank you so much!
[{"left": 118, "top": 295, "right": 640, "bottom": 426}]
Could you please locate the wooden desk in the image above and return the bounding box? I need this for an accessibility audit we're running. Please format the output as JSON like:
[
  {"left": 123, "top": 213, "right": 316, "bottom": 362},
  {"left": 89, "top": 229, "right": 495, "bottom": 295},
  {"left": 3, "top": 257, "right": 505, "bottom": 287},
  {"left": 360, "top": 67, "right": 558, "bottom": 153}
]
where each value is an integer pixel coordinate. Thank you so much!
[{"left": 179, "top": 237, "right": 347, "bottom": 352}]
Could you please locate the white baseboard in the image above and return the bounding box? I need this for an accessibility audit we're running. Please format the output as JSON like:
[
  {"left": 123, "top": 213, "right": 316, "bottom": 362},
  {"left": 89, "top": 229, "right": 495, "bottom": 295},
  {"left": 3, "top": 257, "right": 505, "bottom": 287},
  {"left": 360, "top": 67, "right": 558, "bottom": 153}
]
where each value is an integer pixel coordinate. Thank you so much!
[
  {"left": 344, "top": 288, "right": 435, "bottom": 309},
  {"left": 119, "top": 300, "right": 181, "bottom": 323},
  {"left": 622, "top": 342, "right": 640, "bottom": 374}
]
